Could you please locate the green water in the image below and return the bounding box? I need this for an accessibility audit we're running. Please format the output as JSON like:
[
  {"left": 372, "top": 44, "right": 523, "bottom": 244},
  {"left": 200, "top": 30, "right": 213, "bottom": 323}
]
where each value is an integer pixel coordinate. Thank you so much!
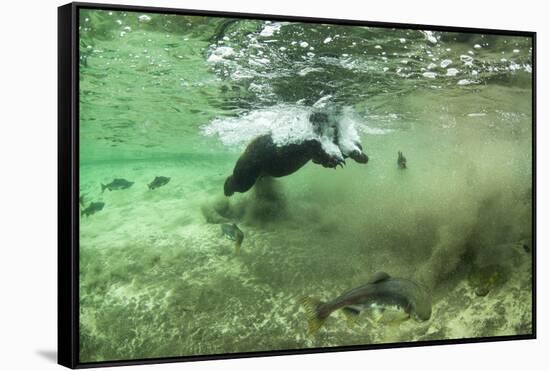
[{"left": 78, "top": 9, "right": 533, "bottom": 363}]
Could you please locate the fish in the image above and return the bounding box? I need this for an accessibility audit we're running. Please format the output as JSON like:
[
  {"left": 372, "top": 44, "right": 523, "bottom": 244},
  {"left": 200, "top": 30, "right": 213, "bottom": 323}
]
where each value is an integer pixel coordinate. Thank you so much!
[
  {"left": 148, "top": 176, "right": 171, "bottom": 190},
  {"left": 301, "top": 272, "right": 431, "bottom": 333},
  {"left": 221, "top": 223, "right": 244, "bottom": 253},
  {"left": 397, "top": 151, "right": 407, "bottom": 169},
  {"left": 101, "top": 178, "right": 134, "bottom": 193},
  {"left": 81, "top": 201, "right": 105, "bottom": 217}
]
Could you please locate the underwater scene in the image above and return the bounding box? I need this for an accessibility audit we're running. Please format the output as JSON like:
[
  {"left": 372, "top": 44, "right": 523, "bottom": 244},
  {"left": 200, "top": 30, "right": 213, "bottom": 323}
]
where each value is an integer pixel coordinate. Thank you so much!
[{"left": 78, "top": 8, "right": 533, "bottom": 363}]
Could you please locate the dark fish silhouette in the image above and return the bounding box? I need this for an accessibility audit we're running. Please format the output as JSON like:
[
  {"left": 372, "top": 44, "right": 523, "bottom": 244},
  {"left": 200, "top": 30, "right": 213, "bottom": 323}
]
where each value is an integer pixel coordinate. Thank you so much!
[
  {"left": 221, "top": 223, "right": 244, "bottom": 253},
  {"left": 101, "top": 178, "right": 134, "bottom": 193},
  {"left": 81, "top": 201, "right": 105, "bottom": 217},
  {"left": 301, "top": 272, "right": 431, "bottom": 332},
  {"left": 148, "top": 176, "right": 171, "bottom": 190},
  {"left": 397, "top": 151, "right": 407, "bottom": 169}
]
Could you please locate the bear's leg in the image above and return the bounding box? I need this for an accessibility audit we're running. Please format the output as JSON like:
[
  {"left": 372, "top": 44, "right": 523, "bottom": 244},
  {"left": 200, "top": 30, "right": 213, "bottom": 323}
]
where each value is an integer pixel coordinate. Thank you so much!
[{"left": 224, "top": 173, "right": 259, "bottom": 196}]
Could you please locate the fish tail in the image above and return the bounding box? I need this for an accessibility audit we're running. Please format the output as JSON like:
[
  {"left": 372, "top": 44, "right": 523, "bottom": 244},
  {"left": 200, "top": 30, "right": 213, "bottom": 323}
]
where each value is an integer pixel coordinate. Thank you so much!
[
  {"left": 234, "top": 234, "right": 244, "bottom": 254},
  {"left": 101, "top": 183, "right": 107, "bottom": 193},
  {"left": 300, "top": 297, "right": 327, "bottom": 333}
]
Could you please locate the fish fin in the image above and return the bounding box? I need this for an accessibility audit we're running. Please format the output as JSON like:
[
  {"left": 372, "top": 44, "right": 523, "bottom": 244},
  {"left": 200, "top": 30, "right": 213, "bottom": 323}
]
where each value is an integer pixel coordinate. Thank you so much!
[
  {"left": 300, "top": 297, "right": 326, "bottom": 333},
  {"left": 101, "top": 184, "right": 107, "bottom": 193},
  {"left": 234, "top": 228, "right": 244, "bottom": 254},
  {"left": 370, "top": 309, "right": 384, "bottom": 323},
  {"left": 369, "top": 271, "right": 391, "bottom": 284},
  {"left": 341, "top": 307, "right": 360, "bottom": 328}
]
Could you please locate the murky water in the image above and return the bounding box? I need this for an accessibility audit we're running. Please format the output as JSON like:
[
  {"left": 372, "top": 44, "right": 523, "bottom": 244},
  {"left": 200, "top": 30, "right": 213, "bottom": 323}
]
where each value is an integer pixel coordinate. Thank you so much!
[{"left": 78, "top": 8, "right": 533, "bottom": 363}]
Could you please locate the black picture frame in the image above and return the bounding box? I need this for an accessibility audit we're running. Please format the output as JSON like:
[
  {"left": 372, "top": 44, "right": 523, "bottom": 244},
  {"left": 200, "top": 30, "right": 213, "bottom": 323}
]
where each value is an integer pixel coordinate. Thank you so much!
[{"left": 58, "top": 2, "right": 537, "bottom": 368}]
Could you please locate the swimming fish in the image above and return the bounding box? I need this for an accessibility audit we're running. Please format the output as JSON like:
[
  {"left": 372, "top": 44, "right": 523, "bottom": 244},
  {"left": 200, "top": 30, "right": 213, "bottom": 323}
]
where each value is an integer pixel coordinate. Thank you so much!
[
  {"left": 397, "top": 151, "right": 407, "bottom": 169},
  {"left": 301, "top": 272, "right": 431, "bottom": 333},
  {"left": 148, "top": 176, "right": 171, "bottom": 190},
  {"left": 81, "top": 201, "right": 105, "bottom": 217},
  {"left": 101, "top": 178, "right": 134, "bottom": 193},
  {"left": 221, "top": 223, "right": 244, "bottom": 253}
]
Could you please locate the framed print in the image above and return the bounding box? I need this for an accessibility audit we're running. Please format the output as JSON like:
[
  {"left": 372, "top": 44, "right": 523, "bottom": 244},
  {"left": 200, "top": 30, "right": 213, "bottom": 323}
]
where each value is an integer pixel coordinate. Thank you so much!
[{"left": 58, "top": 2, "right": 536, "bottom": 368}]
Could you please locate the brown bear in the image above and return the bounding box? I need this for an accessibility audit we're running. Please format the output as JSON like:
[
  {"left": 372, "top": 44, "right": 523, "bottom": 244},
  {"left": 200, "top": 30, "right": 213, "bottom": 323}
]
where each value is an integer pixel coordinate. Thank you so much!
[{"left": 223, "top": 112, "right": 368, "bottom": 197}]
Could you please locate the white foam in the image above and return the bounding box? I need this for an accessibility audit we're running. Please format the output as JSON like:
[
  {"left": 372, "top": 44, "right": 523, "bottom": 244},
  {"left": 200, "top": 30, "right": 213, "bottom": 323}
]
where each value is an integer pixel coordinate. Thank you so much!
[
  {"left": 446, "top": 68, "right": 459, "bottom": 76},
  {"left": 421, "top": 30, "right": 438, "bottom": 44},
  {"left": 360, "top": 126, "right": 393, "bottom": 135},
  {"left": 423, "top": 72, "right": 437, "bottom": 79},
  {"left": 509, "top": 62, "right": 521, "bottom": 71},
  {"left": 460, "top": 54, "right": 474, "bottom": 67},
  {"left": 323, "top": 37, "right": 333, "bottom": 44},
  {"left": 259, "top": 23, "right": 282, "bottom": 37},
  {"left": 457, "top": 79, "right": 478, "bottom": 85},
  {"left": 336, "top": 107, "right": 363, "bottom": 156},
  {"left": 248, "top": 57, "right": 270, "bottom": 66},
  {"left": 201, "top": 105, "right": 372, "bottom": 162},
  {"left": 313, "top": 95, "right": 333, "bottom": 109},
  {"left": 207, "top": 46, "right": 235, "bottom": 63},
  {"left": 201, "top": 105, "right": 312, "bottom": 147},
  {"left": 320, "top": 137, "right": 344, "bottom": 160},
  {"left": 298, "top": 67, "right": 323, "bottom": 76},
  {"left": 138, "top": 14, "right": 151, "bottom": 22},
  {"left": 440, "top": 59, "right": 452, "bottom": 68},
  {"left": 299, "top": 41, "right": 309, "bottom": 48}
]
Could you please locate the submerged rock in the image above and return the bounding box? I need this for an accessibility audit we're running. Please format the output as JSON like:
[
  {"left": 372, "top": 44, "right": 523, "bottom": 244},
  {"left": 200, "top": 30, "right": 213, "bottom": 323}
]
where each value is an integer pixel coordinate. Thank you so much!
[{"left": 467, "top": 264, "right": 508, "bottom": 297}]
